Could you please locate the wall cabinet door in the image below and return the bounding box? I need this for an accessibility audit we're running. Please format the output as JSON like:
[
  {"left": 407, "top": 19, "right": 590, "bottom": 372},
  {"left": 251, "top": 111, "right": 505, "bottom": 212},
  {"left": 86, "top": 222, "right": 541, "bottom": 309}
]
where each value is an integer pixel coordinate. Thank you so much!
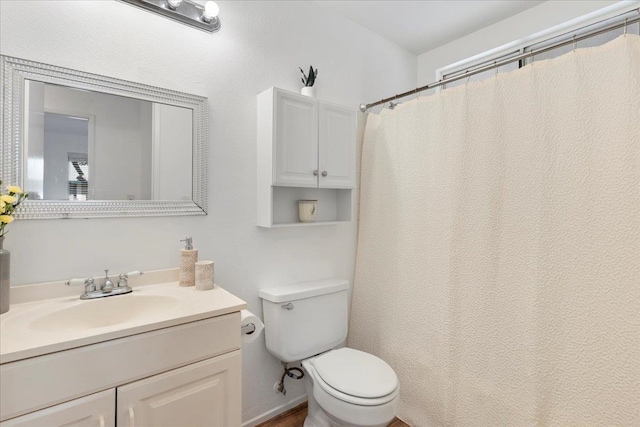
[
  {"left": 117, "top": 351, "right": 242, "bottom": 427},
  {"left": 318, "top": 102, "right": 356, "bottom": 189},
  {"left": 0, "top": 390, "right": 114, "bottom": 427},
  {"left": 273, "top": 90, "right": 318, "bottom": 187}
]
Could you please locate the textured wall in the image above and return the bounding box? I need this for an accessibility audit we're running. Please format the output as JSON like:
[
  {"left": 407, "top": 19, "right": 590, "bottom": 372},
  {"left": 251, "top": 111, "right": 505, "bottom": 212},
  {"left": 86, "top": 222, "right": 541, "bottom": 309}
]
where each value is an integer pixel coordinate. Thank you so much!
[
  {"left": 0, "top": 1, "right": 416, "bottom": 424},
  {"left": 350, "top": 35, "right": 640, "bottom": 426}
]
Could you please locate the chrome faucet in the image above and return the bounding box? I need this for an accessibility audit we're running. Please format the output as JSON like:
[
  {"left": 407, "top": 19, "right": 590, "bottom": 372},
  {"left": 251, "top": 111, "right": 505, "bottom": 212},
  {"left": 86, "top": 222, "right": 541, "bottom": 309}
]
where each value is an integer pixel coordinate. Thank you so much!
[
  {"left": 102, "top": 270, "right": 114, "bottom": 293},
  {"left": 66, "top": 270, "right": 143, "bottom": 300}
]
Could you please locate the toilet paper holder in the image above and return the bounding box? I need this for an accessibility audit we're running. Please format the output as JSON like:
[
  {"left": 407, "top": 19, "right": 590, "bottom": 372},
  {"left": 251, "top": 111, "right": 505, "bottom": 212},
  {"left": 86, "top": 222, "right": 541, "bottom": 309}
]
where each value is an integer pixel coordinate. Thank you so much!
[{"left": 241, "top": 323, "right": 256, "bottom": 335}]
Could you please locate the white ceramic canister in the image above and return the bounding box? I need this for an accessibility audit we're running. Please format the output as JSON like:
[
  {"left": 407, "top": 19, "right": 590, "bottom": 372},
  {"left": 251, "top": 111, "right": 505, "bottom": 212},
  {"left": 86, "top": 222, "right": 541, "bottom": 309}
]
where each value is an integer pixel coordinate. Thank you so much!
[{"left": 298, "top": 199, "right": 318, "bottom": 223}]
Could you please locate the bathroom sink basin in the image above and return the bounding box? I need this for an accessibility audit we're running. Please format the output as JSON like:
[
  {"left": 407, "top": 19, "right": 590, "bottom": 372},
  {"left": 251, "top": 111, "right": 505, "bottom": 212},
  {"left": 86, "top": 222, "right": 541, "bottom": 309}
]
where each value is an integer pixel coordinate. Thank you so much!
[{"left": 28, "top": 294, "right": 180, "bottom": 332}]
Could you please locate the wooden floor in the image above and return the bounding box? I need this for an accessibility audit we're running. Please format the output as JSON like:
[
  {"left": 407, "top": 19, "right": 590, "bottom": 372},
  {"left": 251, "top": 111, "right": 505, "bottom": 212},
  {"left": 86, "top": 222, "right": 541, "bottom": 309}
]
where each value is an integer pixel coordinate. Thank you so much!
[{"left": 256, "top": 402, "right": 409, "bottom": 427}]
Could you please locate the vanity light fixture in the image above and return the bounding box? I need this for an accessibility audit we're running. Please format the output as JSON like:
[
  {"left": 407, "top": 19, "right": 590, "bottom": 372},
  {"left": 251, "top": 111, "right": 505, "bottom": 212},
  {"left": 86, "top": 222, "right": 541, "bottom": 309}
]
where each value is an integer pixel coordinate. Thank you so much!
[{"left": 120, "top": 0, "right": 221, "bottom": 33}]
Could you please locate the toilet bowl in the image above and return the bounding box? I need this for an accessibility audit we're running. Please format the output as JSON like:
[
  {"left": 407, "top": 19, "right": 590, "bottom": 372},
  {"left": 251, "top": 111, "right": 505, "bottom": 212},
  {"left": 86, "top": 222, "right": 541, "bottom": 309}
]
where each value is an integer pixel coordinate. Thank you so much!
[
  {"left": 302, "top": 348, "right": 399, "bottom": 427},
  {"left": 259, "top": 279, "right": 400, "bottom": 427}
]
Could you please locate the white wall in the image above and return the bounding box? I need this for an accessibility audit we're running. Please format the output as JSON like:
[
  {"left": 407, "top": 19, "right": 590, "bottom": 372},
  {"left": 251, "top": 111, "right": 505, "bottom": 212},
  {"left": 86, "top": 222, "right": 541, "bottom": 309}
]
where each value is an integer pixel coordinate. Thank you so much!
[
  {"left": 417, "top": 1, "right": 620, "bottom": 85},
  {"left": 24, "top": 81, "right": 45, "bottom": 198},
  {"left": 152, "top": 103, "right": 192, "bottom": 201},
  {"left": 0, "top": 1, "right": 416, "bottom": 424}
]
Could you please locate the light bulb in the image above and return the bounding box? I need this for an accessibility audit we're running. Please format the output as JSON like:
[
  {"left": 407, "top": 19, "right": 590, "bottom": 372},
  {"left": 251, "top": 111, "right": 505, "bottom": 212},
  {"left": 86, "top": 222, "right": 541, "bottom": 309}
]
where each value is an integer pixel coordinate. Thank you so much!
[
  {"left": 167, "top": 0, "right": 182, "bottom": 10},
  {"left": 202, "top": 1, "right": 219, "bottom": 22}
]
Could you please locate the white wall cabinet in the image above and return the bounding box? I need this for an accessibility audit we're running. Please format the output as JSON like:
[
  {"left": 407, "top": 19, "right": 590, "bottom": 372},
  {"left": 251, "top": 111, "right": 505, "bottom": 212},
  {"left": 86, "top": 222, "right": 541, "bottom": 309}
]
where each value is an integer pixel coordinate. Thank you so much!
[{"left": 257, "top": 87, "right": 356, "bottom": 227}]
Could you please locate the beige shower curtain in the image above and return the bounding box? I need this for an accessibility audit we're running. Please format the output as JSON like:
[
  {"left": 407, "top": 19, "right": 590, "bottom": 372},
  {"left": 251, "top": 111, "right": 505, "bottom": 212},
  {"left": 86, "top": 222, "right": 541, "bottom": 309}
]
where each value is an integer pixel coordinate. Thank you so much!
[{"left": 349, "top": 35, "right": 640, "bottom": 426}]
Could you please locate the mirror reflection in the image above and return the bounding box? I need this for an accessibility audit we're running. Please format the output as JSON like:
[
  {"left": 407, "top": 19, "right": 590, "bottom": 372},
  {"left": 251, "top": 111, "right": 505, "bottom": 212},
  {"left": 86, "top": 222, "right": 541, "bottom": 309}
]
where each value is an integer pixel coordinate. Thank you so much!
[{"left": 24, "top": 81, "right": 193, "bottom": 201}]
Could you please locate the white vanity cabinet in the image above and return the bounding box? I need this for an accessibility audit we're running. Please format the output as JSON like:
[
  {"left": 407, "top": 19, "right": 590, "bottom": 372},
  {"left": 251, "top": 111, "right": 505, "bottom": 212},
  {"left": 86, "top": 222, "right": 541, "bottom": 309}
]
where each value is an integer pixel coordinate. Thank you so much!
[
  {"left": 1, "top": 312, "right": 242, "bottom": 427},
  {"left": 257, "top": 87, "right": 356, "bottom": 227}
]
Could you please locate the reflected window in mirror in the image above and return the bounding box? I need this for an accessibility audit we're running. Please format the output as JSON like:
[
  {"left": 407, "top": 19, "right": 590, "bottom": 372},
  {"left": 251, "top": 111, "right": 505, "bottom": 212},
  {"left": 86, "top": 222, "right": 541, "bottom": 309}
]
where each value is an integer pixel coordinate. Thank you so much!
[{"left": 67, "top": 151, "right": 89, "bottom": 201}]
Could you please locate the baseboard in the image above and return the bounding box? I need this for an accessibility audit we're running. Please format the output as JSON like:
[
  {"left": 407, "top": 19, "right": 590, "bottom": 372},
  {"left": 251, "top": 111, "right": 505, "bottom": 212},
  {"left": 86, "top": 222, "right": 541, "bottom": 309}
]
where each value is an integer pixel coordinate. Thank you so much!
[
  {"left": 396, "top": 415, "right": 410, "bottom": 426},
  {"left": 242, "top": 394, "right": 308, "bottom": 427}
]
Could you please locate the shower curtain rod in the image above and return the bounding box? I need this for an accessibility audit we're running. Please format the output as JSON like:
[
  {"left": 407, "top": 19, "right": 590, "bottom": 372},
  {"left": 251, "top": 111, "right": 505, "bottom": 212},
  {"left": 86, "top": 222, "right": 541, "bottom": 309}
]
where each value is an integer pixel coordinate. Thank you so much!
[{"left": 359, "top": 13, "right": 640, "bottom": 112}]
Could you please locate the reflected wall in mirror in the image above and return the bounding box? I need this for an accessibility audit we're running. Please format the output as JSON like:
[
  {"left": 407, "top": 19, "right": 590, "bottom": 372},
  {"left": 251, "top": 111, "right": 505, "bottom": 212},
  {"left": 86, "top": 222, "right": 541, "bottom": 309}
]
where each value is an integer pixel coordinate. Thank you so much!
[
  {"left": 25, "top": 82, "right": 193, "bottom": 202},
  {"left": 1, "top": 55, "right": 208, "bottom": 219}
]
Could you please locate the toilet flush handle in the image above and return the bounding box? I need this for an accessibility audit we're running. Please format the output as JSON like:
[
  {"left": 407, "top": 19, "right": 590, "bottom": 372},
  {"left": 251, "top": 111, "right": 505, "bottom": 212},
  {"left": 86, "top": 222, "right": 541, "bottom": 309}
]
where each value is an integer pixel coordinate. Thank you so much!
[{"left": 281, "top": 303, "right": 294, "bottom": 310}]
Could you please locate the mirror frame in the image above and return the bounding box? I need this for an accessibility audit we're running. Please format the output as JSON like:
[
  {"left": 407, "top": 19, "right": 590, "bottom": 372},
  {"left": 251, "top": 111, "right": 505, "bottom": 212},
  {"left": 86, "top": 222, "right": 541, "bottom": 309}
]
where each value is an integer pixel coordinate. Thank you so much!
[{"left": 0, "top": 55, "right": 208, "bottom": 219}]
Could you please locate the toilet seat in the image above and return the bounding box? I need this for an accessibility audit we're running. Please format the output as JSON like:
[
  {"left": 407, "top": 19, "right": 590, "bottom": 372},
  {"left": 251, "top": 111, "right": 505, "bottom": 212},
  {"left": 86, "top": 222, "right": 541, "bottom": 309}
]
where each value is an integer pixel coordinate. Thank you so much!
[
  {"left": 303, "top": 355, "right": 399, "bottom": 427},
  {"left": 306, "top": 348, "right": 399, "bottom": 406}
]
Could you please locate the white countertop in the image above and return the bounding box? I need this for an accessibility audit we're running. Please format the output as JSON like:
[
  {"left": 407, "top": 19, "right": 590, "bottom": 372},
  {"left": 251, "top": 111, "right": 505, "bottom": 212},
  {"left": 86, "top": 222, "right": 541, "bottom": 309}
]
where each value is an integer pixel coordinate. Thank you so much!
[{"left": 0, "top": 273, "right": 246, "bottom": 364}]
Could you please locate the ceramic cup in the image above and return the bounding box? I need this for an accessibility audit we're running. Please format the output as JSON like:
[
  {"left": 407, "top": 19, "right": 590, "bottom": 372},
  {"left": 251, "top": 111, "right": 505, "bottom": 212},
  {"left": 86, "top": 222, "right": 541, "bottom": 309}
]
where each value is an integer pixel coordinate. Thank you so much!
[{"left": 298, "top": 200, "right": 318, "bottom": 223}]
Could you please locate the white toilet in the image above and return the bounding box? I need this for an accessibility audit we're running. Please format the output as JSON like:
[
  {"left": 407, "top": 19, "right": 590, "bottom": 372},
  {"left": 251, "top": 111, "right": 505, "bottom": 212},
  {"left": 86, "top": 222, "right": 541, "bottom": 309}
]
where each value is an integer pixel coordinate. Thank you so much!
[{"left": 259, "top": 279, "right": 399, "bottom": 427}]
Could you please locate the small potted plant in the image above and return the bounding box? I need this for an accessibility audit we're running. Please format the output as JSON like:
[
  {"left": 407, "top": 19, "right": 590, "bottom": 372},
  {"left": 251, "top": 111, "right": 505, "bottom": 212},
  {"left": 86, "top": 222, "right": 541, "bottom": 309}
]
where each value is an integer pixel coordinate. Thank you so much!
[
  {"left": 0, "top": 180, "right": 28, "bottom": 314},
  {"left": 299, "top": 65, "right": 318, "bottom": 97}
]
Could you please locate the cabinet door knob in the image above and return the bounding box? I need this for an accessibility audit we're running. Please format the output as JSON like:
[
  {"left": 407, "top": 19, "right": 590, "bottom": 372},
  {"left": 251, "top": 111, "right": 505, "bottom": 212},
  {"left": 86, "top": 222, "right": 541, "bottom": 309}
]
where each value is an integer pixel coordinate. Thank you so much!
[
  {"left": 321, "top": 171, "right": 328, "bottom": 177},
  {"left": 313, "top": 170, "right": 319, "bottom": 176}
]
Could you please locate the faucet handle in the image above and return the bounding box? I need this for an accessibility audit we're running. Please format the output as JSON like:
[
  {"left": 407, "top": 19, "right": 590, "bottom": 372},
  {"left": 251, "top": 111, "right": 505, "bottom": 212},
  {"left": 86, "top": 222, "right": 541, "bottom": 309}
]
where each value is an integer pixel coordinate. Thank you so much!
[
  {"left": 65, "top": 277, "right": 96, "bottom": 293},
  {"left": 117, "top": 271, "right": 144, "bottom": 288},
  {"left": 117, "top": 273, "right": 127, "bottom": 288},
  {"left": 65, "top": 278, "right": 86, "bottom": 287}
]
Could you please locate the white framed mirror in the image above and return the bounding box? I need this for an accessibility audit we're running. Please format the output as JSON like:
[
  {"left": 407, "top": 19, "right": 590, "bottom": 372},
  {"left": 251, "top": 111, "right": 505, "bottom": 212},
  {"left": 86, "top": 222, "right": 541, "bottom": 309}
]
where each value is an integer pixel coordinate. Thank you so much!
[{"left": 0, "top": 55, "right": 208, "bottom": 219}]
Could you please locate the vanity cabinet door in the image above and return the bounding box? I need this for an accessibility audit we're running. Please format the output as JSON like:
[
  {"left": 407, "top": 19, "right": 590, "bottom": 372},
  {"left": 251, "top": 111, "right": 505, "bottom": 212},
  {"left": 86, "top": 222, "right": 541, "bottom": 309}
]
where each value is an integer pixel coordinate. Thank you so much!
[
  {"left": 273, "top": 90, "right": 319, "bottom": 188},
  {"left": 117, "top": 350, "right": 241, "bottom": 427},
  {"left": 318, "top": 102, "right": 356, "bottom": 189},
  {"left": 0, "top": 390, "right": 114, "bottom": 427}
]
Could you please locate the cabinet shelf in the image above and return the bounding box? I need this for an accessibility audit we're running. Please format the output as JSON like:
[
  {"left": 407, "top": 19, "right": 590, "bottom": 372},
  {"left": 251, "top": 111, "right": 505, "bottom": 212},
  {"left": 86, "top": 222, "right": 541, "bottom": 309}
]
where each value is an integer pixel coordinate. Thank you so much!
[
  {"left": 269, "top": 220, "right": 351, "bottom": 228},
  {"left": 265, "top": 186, "right": 352, "bottom": 228}
]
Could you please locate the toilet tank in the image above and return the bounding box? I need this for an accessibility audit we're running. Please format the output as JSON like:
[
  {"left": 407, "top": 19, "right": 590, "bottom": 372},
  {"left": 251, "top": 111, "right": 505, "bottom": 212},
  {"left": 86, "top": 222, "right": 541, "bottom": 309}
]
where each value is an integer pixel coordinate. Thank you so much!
[{"left": 259, "top": 279, "right": 349, "bottom": 363}]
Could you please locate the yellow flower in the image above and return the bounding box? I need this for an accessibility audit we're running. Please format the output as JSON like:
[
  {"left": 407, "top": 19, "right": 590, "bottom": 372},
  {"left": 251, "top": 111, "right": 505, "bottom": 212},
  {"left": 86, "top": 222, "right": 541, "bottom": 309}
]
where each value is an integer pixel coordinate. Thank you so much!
[
  {"left": 0, "top": 215, "right": 14, "bottom": 224},
  {"left": 6, "top": 186, "right": 23, "bottom": 194},
  {"left": 0, "top": 195, "right": 16, "bottom": 204}
]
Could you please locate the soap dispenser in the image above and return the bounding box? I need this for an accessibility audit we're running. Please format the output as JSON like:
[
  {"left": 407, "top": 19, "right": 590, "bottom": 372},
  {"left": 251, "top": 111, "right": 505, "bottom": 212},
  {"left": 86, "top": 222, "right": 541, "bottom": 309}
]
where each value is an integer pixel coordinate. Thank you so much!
[{"left": 179, "top": 237, "right": 198, "bottom": 287}]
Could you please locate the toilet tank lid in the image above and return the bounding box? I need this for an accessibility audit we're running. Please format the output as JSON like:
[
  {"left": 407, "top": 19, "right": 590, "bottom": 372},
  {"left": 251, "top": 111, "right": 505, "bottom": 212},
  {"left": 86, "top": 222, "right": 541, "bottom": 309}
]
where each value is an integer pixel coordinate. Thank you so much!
[{"left": 259, "top": 278, "right": 349, "bottom": 303}]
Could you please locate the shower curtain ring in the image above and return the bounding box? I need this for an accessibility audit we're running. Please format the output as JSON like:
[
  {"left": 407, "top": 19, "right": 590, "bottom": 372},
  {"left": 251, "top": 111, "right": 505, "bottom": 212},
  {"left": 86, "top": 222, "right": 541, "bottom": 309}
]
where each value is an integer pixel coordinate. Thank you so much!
[
  {"left": 624, "top": 18, "right": 628, "bottom": 36},
  {"left": 494, "top": 61, "right": 498, "bottom": 76},
  {"left": 466, "top": 71, "right": 471, "bottom": 85},
  {"left": 573, "top": 35, "right": 577, "bottom": 52}
]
